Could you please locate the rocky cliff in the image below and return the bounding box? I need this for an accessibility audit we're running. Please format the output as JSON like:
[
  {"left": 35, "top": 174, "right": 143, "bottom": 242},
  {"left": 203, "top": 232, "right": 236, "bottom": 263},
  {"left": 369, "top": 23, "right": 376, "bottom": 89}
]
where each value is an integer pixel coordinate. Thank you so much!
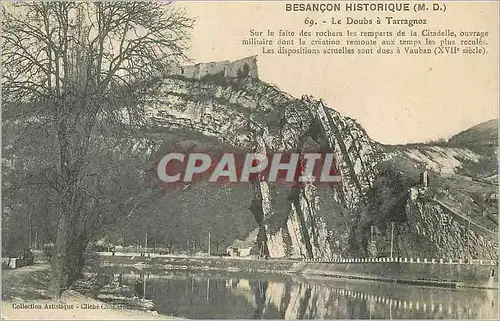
[{"left": 142, "top": 68, "right": 498, "bottom": 260}]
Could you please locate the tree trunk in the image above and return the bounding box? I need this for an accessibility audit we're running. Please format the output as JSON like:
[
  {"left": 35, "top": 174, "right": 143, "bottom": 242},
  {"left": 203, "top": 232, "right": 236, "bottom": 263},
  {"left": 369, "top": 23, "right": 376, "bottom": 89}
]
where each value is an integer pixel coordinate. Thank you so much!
[
  {"left": 52, "top": 206, "right": 90, "bottom": 297},
  {"left": 51, "top": 214, "right": 68, "bottom": 298},
  {"left": 52, "top": 115, "right": 76, "bottom": 298}
]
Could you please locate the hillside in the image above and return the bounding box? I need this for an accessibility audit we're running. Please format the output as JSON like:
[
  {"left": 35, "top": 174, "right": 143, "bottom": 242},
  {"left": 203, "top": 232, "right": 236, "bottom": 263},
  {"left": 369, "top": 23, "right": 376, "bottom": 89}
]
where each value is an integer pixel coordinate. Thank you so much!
[
  {"left": 132, "top": 67, "right": 499, "bottom": 261},
  {"left": 385, "top": 119, "right": 498, "bottom": 258},
  {"left": 447, "top": 119, "right": 498, "bottom": 181},
  {"left": 449, "top": 119, "right": 498, "bottom": 152}
]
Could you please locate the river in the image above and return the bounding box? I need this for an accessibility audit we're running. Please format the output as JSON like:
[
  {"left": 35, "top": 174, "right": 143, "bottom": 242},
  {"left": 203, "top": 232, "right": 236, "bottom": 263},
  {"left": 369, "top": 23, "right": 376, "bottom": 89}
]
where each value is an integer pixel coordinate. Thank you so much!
[{"left": 101, "top": 269, "right": 498, "bottom": 319}]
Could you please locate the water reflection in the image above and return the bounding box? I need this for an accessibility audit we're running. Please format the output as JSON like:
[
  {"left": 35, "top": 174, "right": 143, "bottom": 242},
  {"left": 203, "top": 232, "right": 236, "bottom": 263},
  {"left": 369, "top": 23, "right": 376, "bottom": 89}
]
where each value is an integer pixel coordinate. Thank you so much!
[{"left": 116, "top": 272, "right": 497, "bottom": 319}]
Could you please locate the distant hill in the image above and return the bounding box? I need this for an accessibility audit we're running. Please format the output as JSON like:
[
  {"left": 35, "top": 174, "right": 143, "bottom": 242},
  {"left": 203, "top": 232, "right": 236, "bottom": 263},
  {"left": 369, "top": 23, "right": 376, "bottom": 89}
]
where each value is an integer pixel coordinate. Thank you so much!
[
  {"left": 448, "top": 119, "right": 497, "bottom": 154},
  {"left": 447, "top": 119, "right": 498, "bottom": 180},
  {"left": 387, "top": 119, "right": 498, "bottom": 181}
]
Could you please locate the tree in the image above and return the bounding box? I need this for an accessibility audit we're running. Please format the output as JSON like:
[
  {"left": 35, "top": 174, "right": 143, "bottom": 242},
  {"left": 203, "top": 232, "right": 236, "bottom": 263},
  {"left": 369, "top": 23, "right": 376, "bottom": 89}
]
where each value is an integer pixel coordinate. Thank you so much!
[
  {"left": 242, "top": 63, "right": 250, "bottom": 77},
  {"left": 236, "top": 63, "right": 250, "bottom": 80},
  {"left": 2, "top": 2, "right": 194, "bottom": 298},
  {"left": 351, "top": 161, "right": 417, "bottom": 255},
  {"left": 2, "top": 119, "right": 61, "bottom": 254}
]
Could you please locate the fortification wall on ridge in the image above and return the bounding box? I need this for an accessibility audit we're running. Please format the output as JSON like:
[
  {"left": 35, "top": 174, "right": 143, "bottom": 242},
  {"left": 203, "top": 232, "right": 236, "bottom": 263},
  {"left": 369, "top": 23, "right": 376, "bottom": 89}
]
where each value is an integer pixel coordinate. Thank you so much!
[{"left": 172, "top": 56, "right": 258, "bottom": 80}]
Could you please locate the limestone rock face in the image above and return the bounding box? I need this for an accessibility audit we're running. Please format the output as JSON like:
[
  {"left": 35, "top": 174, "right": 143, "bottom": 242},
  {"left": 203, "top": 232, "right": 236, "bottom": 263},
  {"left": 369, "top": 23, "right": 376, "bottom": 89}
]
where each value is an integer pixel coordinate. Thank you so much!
[
  {"left": 144, "top": 75, "right": 497, "bottom": 260},
  {"left": 402, "top": 195, "right": 497, "bottom": 260}
]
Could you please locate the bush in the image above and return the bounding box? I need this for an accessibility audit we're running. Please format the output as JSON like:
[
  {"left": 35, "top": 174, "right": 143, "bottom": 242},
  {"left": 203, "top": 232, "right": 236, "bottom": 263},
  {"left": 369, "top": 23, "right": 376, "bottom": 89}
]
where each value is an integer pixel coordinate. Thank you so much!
[
  {"left": 42, "top": 244, "right": 54, "bottom": 260},
  {"left": 425, "top": 138, "right": 449, "bottom": 146},
  {"left": 201, "top": 71, "right": 227, "bottom": 86},
  {"left": 236, "top": 63, "right": 250, "bottom": 80}
]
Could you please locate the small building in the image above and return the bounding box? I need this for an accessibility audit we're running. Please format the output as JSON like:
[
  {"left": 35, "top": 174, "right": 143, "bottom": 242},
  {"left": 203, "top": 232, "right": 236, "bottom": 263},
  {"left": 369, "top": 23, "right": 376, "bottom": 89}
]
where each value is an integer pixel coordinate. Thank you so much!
[
  {"left": 226, "top": 245, "right": 253, "bottom": 257},
  {"left": 226, "top": 230, "right": 259, "bottom": 258},
  {"left": 239, "top": 247, "right": 252, "bottom": 257},
  {"left": 226, "top": 246, "right": 240, "bottom": 257}
]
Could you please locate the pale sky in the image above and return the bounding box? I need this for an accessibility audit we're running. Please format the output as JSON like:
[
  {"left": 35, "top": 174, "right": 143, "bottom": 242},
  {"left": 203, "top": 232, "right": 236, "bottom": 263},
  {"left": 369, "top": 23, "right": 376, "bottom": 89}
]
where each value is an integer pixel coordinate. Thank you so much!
[{"left": 174, "top": 1, "right": 498, "bottom": 145}]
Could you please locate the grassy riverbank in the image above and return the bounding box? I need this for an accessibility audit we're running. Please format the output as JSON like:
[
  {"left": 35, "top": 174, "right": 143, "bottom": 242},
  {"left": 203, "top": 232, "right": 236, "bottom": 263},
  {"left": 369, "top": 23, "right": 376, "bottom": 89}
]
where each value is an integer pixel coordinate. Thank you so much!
[{"left": 1, "top": 264, "right": 181, "bottom": 320}]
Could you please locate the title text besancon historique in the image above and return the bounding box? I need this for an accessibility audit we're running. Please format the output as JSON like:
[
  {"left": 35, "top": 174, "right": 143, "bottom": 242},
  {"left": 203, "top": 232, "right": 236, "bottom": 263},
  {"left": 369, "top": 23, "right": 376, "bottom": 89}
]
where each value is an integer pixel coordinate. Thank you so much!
[{"left": 285, "top": 2, "right": 412, "bottom": 13}]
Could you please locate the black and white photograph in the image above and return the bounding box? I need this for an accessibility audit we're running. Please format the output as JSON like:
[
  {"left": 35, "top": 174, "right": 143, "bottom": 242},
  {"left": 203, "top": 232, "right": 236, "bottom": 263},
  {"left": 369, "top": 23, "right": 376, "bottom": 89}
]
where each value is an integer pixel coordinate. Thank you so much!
[{"left": 1, "top": 1, "right": 498, "bottom": 319}]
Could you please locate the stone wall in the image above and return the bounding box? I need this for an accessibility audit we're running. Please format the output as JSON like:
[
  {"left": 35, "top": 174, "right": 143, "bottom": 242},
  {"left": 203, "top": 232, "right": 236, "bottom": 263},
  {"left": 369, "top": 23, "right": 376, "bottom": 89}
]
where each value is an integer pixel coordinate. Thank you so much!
[
  {"left": 172, "top": 56, "right": 258, "bottom": 80},
  {"left": 224, "top": 56, "right": 259, "bottom": 79},
  {"left": 400, "top": 189, "right": 498, "bottom": 260},
  {"left": 293, "top": 261, "right": 498, "bottom": 289}
]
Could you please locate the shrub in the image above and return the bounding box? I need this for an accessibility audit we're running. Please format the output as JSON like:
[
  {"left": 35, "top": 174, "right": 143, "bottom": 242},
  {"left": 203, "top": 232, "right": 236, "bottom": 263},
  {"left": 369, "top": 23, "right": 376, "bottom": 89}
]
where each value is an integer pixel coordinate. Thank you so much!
[
  {"left": 201, "top": 71, "right": 227, "bottom": 86},
  {"left": 42, "top": 244, "right": 54, "bottom": 260}
]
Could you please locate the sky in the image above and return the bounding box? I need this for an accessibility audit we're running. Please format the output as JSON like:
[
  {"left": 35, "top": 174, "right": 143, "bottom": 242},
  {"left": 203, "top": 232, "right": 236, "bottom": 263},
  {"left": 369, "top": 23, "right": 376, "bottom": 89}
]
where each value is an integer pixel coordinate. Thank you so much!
[{"left": 173, "top": 1, "right": 498, "bottom": 145}]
